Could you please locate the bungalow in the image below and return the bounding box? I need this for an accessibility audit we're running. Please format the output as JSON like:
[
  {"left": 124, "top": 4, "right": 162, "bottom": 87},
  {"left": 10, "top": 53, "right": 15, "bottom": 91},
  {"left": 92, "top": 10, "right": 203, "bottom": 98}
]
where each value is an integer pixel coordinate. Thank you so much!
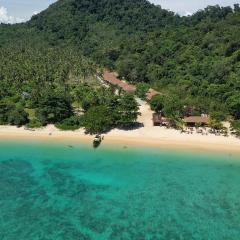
[
  {"left": 102, "top": 71, "right": 136, "bottom": 93},
  {"left": 183, "top": 115, "right": 209, "bottom": 127},
  {"left": 153, "top": 113, "right": 170, "bottom": 126}
]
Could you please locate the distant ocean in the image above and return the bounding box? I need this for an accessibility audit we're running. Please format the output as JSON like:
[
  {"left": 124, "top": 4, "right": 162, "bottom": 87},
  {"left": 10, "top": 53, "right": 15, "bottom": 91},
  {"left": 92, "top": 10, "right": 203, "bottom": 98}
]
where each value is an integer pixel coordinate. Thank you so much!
[{"left": 0, "top": 139, "right": 240, "bottom": 240}]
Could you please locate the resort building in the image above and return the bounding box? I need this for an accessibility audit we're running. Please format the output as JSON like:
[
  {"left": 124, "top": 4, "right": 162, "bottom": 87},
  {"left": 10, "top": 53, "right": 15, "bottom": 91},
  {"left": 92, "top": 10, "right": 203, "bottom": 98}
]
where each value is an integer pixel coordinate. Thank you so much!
[
  {"left": 102, "top": 70, "right": 136, "bottom": 93},
  {"left": 102, "top": 70, "right": 161, "bottom": 101},
  {"left": 183, "top": 115, "right": 209, "bottom": 127},
  {"left": 153, "top": 113, "right": 170, "bottom": 126}
]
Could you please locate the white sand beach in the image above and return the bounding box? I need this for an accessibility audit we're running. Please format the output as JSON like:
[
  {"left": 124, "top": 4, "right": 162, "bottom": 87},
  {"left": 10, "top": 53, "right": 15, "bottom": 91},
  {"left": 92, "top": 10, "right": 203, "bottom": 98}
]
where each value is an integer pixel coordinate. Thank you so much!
[{"left": 0, "top": 100, "right": 240, "bottom": 154}]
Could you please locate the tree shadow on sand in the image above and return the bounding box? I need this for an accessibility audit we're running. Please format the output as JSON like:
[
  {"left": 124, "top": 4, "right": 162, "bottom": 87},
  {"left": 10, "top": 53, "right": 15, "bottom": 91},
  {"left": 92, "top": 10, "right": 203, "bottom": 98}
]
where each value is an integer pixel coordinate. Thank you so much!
[{"left": 117, "top": 122, "right": 144, "bottom": 131}]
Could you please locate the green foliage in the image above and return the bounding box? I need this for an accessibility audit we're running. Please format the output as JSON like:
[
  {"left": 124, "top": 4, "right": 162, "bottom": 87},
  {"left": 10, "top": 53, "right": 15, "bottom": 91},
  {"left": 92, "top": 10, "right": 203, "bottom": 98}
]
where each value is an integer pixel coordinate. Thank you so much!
[
  {"left": 82, "top": 106, "right": 114, "bottom": 134},
  {"left": 67, "top": 84, "right": 141, "bottom": 133},
  {"left": 231, "top": 120, "right": 240, "bottom": 136},
  {"left": 8, "top": 107, "right": 29, "bottom": 127},
  {"left": 227, "top": 94, "right": 240, "bottom": 119},
  {"left": 80, "top": 92, "right": 140, "bottom": 133},
  {"left": 210, "top": 111, "right": 226, "bottom": 121},
  {"left": 0, "top": 100, "right": 28, "bottom": 127},
  {"left": 0, "top": 101, "right": 14, "bottom": 124},
  {"left": 163, "top": 96, "right": 183, "bottom": 118},
  {"left": 0, "top": 0, "right": 240, "bottom": 128},
  {"left": 55, "top": 116, "right": 82, "bottom": 131},
  {"left": 81, "top": 93, "right": 100, "bottom": 112},
  {"left": 29, "top": 0, "right": 177, "bottom": 35},
  {"left": 168, "top": 116, "right": 184, "bottom": 129},
  {"left": 136, "top": 83, "right": 150, "bottom": 99},
  {"left": 26, "top": 119, "right": 43, "bottom": 129},
  {"left": 36, "top": 92, "right": 73, "bottom": 124},
  {"left": 116, "top": 93, "right": 140, "bottom": 128},
  {"left": 150, "top": 95, "right": 164, "bottom": 112},
  {"left": 209, "top": 119, "right": 224, "bottom": 130}
]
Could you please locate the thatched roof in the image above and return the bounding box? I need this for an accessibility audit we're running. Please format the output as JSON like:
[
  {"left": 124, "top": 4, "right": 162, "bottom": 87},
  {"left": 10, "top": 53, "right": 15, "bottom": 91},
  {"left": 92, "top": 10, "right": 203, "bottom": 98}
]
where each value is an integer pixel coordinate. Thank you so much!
[{"left": 184, "top": 116, "right": 209, "bottom": 124}]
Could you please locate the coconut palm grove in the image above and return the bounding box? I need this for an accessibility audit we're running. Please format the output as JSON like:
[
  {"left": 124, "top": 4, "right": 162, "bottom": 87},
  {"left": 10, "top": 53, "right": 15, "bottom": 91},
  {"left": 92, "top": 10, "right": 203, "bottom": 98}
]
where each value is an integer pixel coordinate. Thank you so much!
[{"left": 0, "top": 0, "right": 240, "bottom": 133}]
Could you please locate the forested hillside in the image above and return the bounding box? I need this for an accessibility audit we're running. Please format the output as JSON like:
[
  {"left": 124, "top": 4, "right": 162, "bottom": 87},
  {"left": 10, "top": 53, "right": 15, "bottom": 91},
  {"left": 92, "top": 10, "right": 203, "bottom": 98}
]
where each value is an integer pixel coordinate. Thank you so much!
[{"left": 0, "top": 0, "right": 240, "bottom": 132}]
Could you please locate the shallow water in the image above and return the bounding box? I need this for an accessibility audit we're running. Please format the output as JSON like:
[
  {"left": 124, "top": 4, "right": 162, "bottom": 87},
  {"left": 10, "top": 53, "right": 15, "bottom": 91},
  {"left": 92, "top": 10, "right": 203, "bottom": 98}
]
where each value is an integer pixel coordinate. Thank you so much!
[{"left": 0, "top": 139, "right": 240, "bottom": 240}]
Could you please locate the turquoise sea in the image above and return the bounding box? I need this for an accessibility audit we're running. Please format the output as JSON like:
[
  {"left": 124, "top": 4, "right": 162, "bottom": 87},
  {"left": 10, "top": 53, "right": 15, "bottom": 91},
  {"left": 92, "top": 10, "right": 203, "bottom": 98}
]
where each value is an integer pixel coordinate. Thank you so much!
[{"left": 0, "top": 140, "right": 240, "bottom": 240}]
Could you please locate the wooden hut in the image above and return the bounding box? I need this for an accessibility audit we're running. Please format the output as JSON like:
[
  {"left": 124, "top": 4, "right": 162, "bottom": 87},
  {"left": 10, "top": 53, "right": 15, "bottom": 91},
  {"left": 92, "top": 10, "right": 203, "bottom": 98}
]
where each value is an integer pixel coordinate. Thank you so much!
[
  {"left": 183, "top": 115, "right": 209, "bottom": 127},
  {"left": 153, "top": 113, "right": 170, "bottom": 126}
]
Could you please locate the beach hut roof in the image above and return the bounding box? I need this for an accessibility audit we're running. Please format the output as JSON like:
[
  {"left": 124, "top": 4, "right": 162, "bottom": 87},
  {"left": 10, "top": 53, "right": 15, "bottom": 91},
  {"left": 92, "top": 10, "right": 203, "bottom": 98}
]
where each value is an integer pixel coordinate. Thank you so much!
[
  {"left": 183, "top": 116, "right": 209, "bottom": 124},
  {"left": 102, "top": 70, "right": 136, "bottom": 93}
]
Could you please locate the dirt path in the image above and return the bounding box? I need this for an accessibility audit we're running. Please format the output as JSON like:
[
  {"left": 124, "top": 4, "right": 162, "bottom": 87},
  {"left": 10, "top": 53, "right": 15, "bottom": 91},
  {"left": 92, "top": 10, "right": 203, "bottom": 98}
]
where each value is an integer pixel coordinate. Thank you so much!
[{"left": 136, "top": 98, "right": 154, "bottom": 127}]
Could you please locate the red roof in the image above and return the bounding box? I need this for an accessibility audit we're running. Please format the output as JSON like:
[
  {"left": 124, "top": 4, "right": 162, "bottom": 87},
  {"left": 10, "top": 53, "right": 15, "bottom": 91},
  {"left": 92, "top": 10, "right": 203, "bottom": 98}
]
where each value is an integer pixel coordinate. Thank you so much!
[{"left": 103, "top": 71, "right": 136, "bottom": 93}]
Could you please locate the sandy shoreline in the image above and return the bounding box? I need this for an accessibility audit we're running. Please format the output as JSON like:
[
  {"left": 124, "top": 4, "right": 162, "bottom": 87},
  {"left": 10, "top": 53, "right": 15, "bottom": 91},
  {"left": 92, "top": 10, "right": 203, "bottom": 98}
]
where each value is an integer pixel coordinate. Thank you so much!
[
  {"left": 0, "top": 124, "right": 240, "bottom": 155},
  {"left": 1, "top": 101, "right": 240, "bottom": 155}
]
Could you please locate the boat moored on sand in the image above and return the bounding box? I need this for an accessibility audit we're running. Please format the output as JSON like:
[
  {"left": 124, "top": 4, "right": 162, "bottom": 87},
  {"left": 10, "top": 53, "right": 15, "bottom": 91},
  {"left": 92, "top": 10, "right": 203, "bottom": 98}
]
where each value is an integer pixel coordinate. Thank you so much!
[{"left": 93, "top": 135, "right": 102, "bottom": 148}]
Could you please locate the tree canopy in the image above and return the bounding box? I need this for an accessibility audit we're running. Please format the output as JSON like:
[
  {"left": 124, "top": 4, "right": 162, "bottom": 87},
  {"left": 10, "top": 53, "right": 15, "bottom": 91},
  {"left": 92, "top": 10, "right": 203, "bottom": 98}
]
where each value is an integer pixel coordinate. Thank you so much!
[{"left": 0, "top": 0, "right": 240, "bottom": 129}]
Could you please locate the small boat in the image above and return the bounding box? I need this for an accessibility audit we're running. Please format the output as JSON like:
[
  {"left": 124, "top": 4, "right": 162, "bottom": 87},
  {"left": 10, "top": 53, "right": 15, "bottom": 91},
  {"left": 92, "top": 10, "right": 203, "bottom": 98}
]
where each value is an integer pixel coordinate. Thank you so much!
[{"left": 93, "top": 135, "right": 102, "bottom": 148}]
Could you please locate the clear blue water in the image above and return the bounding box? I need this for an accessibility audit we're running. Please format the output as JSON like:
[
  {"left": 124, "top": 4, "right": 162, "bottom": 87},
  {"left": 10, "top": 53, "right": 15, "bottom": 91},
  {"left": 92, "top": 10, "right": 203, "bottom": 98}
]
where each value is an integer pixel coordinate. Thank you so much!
[{"left": 0, "top": 139, "right": 240, "bottom": 240}]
